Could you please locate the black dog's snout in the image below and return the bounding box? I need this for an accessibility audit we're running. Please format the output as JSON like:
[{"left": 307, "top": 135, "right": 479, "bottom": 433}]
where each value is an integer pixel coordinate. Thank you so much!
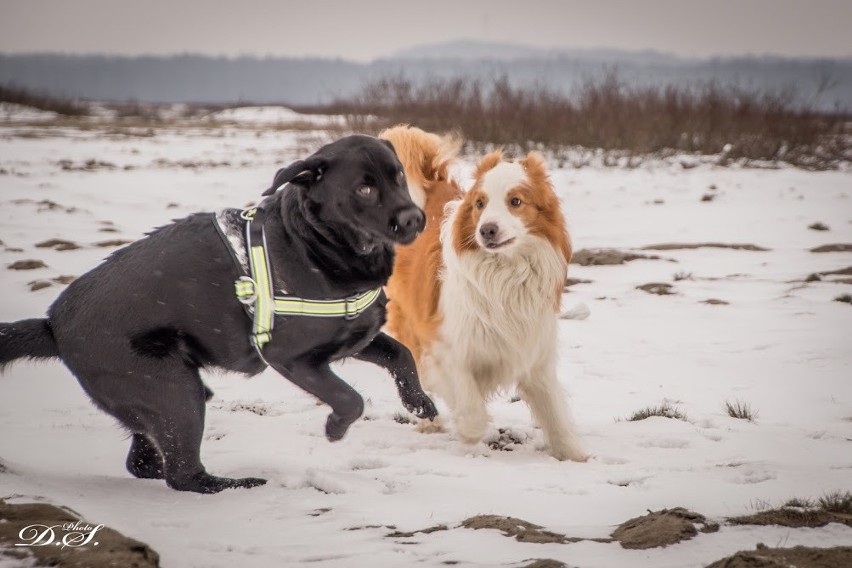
[
  {"left": 392, "top": 207, "right": 426, "bottom": 242},
  {"left": 479, "top": 222, "right": 499, "bottom": 242},
  {"left": 398, "top": 208, "right": 425, "bottom": 232}
]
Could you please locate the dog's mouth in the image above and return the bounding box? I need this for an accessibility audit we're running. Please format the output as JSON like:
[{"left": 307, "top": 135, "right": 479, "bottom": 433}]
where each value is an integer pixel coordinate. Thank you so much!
[
  {"left": 390, "top": 223, "right": 422, "bottom": 245},
  {"left": 483, "top": 237, "right": 516, "bottom": 251}
]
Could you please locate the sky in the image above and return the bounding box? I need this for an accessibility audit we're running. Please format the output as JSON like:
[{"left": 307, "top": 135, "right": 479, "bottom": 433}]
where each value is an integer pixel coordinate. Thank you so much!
[{"left": 1, "top": 0, "right": 851, "bottom": 61}]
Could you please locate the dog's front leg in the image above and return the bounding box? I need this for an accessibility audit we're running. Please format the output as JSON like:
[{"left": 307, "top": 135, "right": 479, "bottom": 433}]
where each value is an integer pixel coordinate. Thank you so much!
[
  {"left": 269, "top": 359, "right": 365, "bottom": 441},
  {"left": 353, "top": 332, "right": 438, "bottom": 420}
]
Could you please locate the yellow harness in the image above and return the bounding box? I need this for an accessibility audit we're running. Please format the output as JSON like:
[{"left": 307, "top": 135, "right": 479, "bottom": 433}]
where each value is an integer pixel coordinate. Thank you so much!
[{"left": 229, "top": 207, "right": 383, "bottom": 351}]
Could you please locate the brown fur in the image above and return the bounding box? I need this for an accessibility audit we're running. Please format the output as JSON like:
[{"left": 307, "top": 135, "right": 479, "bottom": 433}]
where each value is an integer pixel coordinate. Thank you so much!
[{"left": 381, "top": 126, "right": 462, "bottom": 363}]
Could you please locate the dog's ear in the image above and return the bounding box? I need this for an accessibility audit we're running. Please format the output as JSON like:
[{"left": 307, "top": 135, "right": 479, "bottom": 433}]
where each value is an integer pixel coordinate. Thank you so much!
[
  {"left": 379, "top": 138, "right": 398, "bottom": 156},
  {"left": 262, "top": 155, "right": 327, "bottom": 195}
]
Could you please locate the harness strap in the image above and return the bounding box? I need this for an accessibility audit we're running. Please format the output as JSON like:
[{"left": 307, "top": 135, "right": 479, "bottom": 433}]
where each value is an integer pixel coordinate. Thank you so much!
[
  {"left": 230, "top": 206, "right": 383, "bottom": 354},
  {"left": 244, "top": 207, "right": 275, "bottom": 350}
]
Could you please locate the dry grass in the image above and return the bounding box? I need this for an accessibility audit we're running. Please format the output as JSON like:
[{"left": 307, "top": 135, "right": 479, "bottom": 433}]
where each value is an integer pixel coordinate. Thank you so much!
[
  {"left": 627, "top": 402, "right": 688, "bottom": 422},
  {"left": 818, "top": 490, "right": 852, "bottom": 514},
  {"left": 0, "top": 84, "right": 88, "bottom": 116},
  {"left": 725, "top": 400, "right": 757, "bottom": 422},
  {"left": 311, "top": 74, "right": 850, "bottom": 169}
]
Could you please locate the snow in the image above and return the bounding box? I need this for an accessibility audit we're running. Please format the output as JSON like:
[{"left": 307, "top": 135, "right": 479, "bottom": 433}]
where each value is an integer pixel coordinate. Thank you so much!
[
  {"left": 205, "top": 106, "right": 343, "bottom": 127},
  {"left": 1, "top": 118, "right": 851, "bottom": 567},
  {"left": 0, "top": 103, "right": 58, "bottom": 123}
]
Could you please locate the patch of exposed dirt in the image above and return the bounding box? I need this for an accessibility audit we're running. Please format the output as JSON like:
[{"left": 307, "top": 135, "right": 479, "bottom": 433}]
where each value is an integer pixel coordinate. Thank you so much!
[
  {"left": 521, "top": 560, "right": 568, "bottom": 568},
  {"left": 228, "top": 402, "right": 270, "bottom": 416},
  {"left": 486, "top": 428, "right": 528, "bottom": 452},
  {"left": 386, "top": 525, "right": 448, "bottom": 538},
  {"left": 641, "top": 242, "right": 770, "bottom": 251},
  {"left": 28, "top": 280, "right": 52, "bottom": 291},
  {"left": 8, "top": 259, "right": 47, "bottom": 270},
  {"left": 728, "top": 507, "right": 852, "bottom": 528},
  {"left": 706, "top": 544, "right": 852, "bottom": 568},
  {"left": 820, "top": 267, "right": 852, "bottom": 276},
  {"left": 94, "top": 238, "right": 133, "bottom": 248},
  {"left": 811, "top": 244, "right": 852, "bottom": 253},
  {"left": 10, "top": 198, "right": 79, "bottom": 213},
  {"left": 460, "top": 515, "right": 576, "bottom": 544},
  {"left": 53, "top": 275, "right": 76, "bottom": 285},
  {"left": 571, "top": 248, "right": 671, "bottom": 266},
  {"left": 610, "top": 508, "right": 719, "bottom": 549},
  {"left": 702, "top": 298, "right": 730, "bottom": 305},
  {"left": 637, "top": 282, "right": 675, "bottom": 295},
  {"left": 0, "top": 499, "right": 160, "bottom": 568},
  {"left": 836, "top": 294, "right": 852, "bottom": 305},
  {"left": 57, "top": 158, "right": 117, "bottom": 171},
  {"left": 35, "top": 238, "right": 81, "bottom": 251},
  {"left": 808, "top": 222, "right": 830, "bottom": 231},
  {"left": 565, "top": 277, "right": 592, "bottom": 288}
]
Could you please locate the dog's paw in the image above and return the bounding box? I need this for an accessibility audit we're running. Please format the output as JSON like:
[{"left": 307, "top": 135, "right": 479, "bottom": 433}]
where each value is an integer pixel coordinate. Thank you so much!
[
  {"left": 416, "top": 415, "right": 446, "bottom": 434},
  {"left": 549, "top": 445, "right": 590, "bottom": 462},
  {"left": 325, "top": 412, "right": 353, "bottom": 442},
  {"left": 404, "top": 392, "right": 438, "bottom": 421},
  {"left": 169, "top": 472, "right": 267, "bottom": 494},
  {"left": 455, "top": 415, "right": 488, "bottom": 445}
]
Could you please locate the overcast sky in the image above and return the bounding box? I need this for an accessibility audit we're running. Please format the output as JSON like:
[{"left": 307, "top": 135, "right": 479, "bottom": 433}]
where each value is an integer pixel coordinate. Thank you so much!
[{"left": 1, "top": 0, "right": 850, "bottom": 60}]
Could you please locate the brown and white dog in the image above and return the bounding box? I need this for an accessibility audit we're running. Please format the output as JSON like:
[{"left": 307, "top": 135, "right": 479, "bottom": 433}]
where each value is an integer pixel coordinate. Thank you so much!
[{"left": 381, "top": 125, "right": 587, "bottom": 461}]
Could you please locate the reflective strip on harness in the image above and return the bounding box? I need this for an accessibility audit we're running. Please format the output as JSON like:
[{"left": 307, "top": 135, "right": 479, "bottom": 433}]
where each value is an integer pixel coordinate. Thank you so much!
[
  {"left": 235, "top": 206, "right": 383, "bottom": 352},
  {"left": 235, "top": 278, "right": 382, "bottom": 319}
]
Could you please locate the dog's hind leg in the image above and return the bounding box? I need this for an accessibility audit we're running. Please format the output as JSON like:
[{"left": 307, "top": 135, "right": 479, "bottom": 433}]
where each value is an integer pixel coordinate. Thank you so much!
[
  {"left": 518, "top": 368, "right": 588, "bottom": 462},
  {"left": 71, "top": 360, "right": 266, "bottom": 494},
  {"left": 126, "top": 433, "right": 164, "bottom": 479},
  {"left": 269, "top": 360, "right": 365, "bottom": 442},
  {"left": 141, "top": 367, "right": 267, "bottom": 493}
]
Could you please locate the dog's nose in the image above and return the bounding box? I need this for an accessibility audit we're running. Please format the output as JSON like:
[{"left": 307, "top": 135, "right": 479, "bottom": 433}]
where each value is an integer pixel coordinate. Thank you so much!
[
  {"left": 396, "top": 207, "right": 425, "bottom": 233},
  {"left": 479, "top": 222, "right": 499, "bottom": 242}
]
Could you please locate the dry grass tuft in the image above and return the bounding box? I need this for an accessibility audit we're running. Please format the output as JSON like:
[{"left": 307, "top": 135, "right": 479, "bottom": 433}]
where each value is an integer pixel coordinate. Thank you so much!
[{"left": 725, "top": 400, "right": 757, "bottom": 422}]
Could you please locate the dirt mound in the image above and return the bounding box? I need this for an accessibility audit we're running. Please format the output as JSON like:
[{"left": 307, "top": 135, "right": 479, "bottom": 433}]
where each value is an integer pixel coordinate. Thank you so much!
[
  {"left": 810, "top": 244, "right": 852, "bottom": 253},
  {"left": 461, "top": 515, "right": 571, "bottom": 544},
  {"left": 641, "top": 242, "right": 769, "bottom": 251},
  {"left": 610, "top": 507, "right": 719, "bottom": 549},
  {"left": 706, "top": 543, "right": 852, "bottom": 568},
  {"left": 521, "top": 560, "right": 568, "bottom": 568},
  {"left": 728, "top": 508, "right": 852, "bottom": 529},
  {"left": 637, "top": 282, "right": 675, "bottom": 295},
  {"left": 7, "top": 259, "right": 47, "bottom": 270},
  {"left": 571, "top": 248, "right": 669, "bottom": 266},
  {"left": 0, "top": 499, "right": 160, "bottom": 568}
]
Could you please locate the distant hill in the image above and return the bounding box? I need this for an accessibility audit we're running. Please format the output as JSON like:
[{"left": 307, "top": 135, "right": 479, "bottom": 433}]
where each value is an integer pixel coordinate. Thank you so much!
[
  {"left": 1, "top": 41, "right": 850, "bottom": 111},
  {"left": 388, "top": 39, "right": 681, "bottom": 65}
]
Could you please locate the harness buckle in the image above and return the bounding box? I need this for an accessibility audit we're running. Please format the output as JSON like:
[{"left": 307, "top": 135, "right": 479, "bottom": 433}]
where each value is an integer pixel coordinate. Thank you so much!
[
  {"left": 240, "top": 207, "right": 257, "bottom": 221},
  {"left": 344, "top": 295, "right": 360, "bottom": 320},
  {"left": 235, "top": 276, "right": 258, "bottom": 305}
]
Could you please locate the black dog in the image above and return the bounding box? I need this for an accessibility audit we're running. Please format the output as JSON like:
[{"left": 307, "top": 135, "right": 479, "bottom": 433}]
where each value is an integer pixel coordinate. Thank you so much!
[{"left": 0, "top": 134, "right": 437, "bottom": 494}]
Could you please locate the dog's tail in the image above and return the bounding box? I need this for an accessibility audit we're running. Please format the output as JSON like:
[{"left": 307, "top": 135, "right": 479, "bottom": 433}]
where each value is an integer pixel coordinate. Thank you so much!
[
  {"left": 379, "top": 125, "right": 462, "bottom": 209},
  {"left": 0, "top": 319, "right": 60, "bottom": 371}
]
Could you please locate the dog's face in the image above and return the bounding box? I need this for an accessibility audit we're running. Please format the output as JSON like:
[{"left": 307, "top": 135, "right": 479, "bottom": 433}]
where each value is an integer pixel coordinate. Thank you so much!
[
  {"left": 453, "top": 151, "right": 570, "bottom": 261},
  {"left": 265, "top": 135, "right": 425, "bottom": 253}
]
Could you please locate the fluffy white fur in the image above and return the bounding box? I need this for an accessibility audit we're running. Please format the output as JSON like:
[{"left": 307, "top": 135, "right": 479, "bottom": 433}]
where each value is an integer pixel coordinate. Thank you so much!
[{"left": 419, "top": 198, "right": 587, "bottom": 461}]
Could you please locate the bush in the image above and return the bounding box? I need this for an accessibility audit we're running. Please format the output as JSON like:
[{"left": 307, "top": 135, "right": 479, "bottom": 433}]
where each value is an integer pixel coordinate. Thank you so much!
[
  {"left": 0, "top": 84, "right": 88, "bottom": 116},
  {"left": 314, "top": 74, "right": 850, "bottom": 169}
]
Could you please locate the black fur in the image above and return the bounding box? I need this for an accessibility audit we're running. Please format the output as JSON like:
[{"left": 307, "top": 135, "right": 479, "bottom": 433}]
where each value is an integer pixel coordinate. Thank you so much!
[
  {"left": 0, "top": 134, "right": 436, "bottom": 494},
  {"left": 0, "top": 319, "right": 58, "bottom": 370}
]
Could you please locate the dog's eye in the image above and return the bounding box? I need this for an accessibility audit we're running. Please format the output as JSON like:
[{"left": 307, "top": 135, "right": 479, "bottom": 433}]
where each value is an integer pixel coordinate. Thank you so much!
[
  {"left": 510, "top": 197, "right": 522, "bottom": 207},
  {"left": 475, "top": 199, "right": 485, "bottom": 209},
  {"left": 357, "top": 186, "right": 373, "bottom": 197}
]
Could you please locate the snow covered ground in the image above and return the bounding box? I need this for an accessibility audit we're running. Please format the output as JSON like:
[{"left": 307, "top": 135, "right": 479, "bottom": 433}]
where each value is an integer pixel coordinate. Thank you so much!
[{"left": 0, "top": 113, "right": 850, "bottom": 567}]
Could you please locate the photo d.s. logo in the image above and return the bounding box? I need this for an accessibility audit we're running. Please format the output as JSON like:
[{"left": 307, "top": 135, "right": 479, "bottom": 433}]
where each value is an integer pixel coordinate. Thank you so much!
[{"left": 15, "top": 520, "right": 104, "bottom": 549}]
